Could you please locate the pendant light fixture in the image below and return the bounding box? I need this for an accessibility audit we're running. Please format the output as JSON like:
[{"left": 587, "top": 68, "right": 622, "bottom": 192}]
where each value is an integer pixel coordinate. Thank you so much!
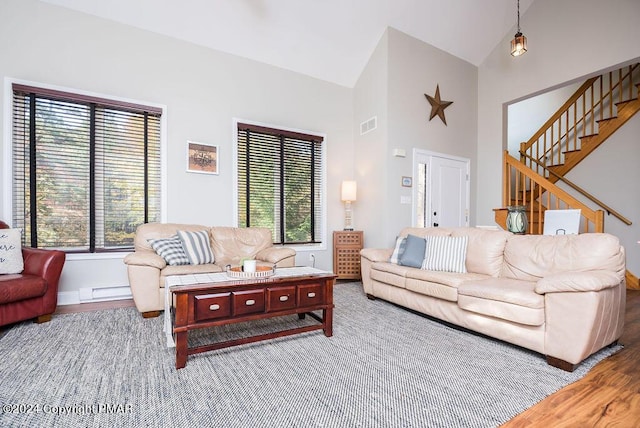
[{"left": 510, "top": 0, "right": 527, "bottom": 57}]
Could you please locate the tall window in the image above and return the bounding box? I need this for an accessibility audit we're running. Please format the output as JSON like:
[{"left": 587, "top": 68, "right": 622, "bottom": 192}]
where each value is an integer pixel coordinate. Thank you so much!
[
  {"left": 11, "top": 84, "right": 162, "bottom": 252},
  {"left": 237, "top": 123, "right": 324, "bottom": 245}
]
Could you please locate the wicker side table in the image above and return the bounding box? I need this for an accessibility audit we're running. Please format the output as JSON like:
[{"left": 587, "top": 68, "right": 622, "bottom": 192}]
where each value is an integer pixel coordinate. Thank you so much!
[{"left": 333, "top": 231, "right": 363, "bottom": 280}]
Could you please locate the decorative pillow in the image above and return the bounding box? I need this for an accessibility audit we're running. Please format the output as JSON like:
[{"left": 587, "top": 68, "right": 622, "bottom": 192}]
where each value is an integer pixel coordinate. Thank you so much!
[
  {"left": 148, "top": 235, "right": 190, "bottom": 266},
  {"left": 0, "top": 228, "right": 24, "bottom": 274},
  {"left": 177, "top": 230, "right": 215, "bottom": 265},
  {"left": 389, "top": 236, "right": 407, "bottom": 264},
  {"left": 398, "top": 234, "right": 427, "bottom": 268},
  {"left": 422, "top": 235, "right": 468, "bottom": 273}
]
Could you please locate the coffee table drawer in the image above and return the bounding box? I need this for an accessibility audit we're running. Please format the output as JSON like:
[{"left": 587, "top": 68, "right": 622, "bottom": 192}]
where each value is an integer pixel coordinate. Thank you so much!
[
  {"left": 266, "top": 286, "right": 296, "bottom": 312},
  {"left": 232, "top": 289, "right": 265, "bottom": 315},
  {"left": 298, "top": 283, "right": 324, "bottom": 308},
  {"left": 195, "top": 292, "right": 232, "bottom": 321}
]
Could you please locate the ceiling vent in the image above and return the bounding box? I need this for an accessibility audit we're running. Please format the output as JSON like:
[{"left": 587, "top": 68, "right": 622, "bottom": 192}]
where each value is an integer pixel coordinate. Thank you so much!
[{"left": 360, "top": 116, "right": 377, "bottom": 135}]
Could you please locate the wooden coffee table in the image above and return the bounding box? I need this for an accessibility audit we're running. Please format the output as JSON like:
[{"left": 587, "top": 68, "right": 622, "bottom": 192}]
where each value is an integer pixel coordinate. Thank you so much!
[{"left": 165, "top": 268, "right": 336, "bottom": 369}]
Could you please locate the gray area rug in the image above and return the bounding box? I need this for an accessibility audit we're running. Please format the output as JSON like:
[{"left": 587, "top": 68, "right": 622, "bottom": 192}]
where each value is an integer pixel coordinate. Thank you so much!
[{"left": 0, "top": 282, "right": 621, "bottom": 427}]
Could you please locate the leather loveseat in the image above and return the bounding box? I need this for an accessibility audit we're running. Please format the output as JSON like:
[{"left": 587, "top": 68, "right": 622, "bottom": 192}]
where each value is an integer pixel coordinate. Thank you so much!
[
  {"left": 360, "top": 226, "right": 626, "bottom": 371},
  {"left": 0, "top": 221, "right": 66, "bottom": 327},
  {"left": 124, "top": 223, "right": 296, "bottom": 317}
]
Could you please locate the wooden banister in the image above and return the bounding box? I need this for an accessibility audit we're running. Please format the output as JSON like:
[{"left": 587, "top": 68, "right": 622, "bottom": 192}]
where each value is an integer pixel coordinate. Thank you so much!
[
  {"left": 521, "top": 77, "right": 599, "bottom": 154},
  {"left": 521, "top": 64, "right": 639, "bottom": 179},
  {"left": 502, "top": 151, "right": 604, "bottom": 233},
  {"left": 519, "top": 151, "right": 631, "bottom": 225}
]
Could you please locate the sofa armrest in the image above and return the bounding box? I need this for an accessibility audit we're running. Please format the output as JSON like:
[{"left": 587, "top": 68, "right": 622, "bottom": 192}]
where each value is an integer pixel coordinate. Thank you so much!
[
  {"left": 535, "top": 270, "right": 623, "bottom": 294},
  {"left": 123, "top": 251, "right": 167, "bottom": 269},
  {"left": 360, "top": 248, "right": 392, "bottom": 263},
  {"left": 22, "top": 247, "right": 66, "bottom": 284},
  {"left": 255, "top": 247, "right": 296, "bottom": 264}
]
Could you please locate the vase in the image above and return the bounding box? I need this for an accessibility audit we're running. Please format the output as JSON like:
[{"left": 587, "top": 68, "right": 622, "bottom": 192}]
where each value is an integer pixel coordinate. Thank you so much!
[{"left": 506, "top": 206, "right": 527, "bottom": 234}]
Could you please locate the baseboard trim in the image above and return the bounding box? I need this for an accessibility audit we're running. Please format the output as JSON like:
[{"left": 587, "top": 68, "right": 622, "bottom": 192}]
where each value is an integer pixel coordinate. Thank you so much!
[{"left": 58, "top": 285, "right": 133, "bottom": 306}]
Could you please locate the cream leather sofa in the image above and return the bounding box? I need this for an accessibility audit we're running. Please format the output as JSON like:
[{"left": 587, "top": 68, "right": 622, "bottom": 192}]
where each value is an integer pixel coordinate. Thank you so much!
[
  {"left": 360, "top": 227, "right": 626, "bottom": 371},
  {"left": 124, "top": 223, "right": 296, "bottom": 317}
]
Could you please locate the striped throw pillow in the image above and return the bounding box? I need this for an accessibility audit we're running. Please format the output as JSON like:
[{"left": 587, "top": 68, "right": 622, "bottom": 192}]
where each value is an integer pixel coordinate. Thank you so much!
[
  {"left": 177, "top": 230, "right": 214, "bottom": 265},
  {"left": 148, "top": 235, "right": 190, "bottom": 266},
  {"left": 422, "top": 235, "right": 468, "bottom": 273},
  {"left": 389, "top": 236, "right": 407, "bottom": 264}
]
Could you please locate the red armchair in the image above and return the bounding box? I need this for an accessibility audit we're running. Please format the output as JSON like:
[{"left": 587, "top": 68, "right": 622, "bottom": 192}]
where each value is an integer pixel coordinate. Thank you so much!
[{"left": 0, "top": 221, "right": 66, "bottom": 327}]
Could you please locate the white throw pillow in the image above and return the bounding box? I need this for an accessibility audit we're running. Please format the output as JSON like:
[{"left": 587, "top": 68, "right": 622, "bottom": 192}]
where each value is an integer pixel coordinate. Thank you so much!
[
  {"left": 177, "top": 230, "right": 215, "bottom": 265},
  {"left": 422, "top": 235, "right": 468, "bottom": 273},
  {"left": 0, "top": 228, "right": 24, "bottom": 274}
]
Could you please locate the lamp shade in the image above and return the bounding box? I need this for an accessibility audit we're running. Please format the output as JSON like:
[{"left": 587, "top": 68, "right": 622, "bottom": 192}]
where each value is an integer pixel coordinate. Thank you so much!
[{"left": 341, "top": 180, "right": 357, "bottom": 202}]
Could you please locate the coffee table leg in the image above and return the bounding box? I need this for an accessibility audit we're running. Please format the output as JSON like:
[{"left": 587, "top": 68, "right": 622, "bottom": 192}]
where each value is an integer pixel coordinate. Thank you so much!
[
  {"left": 323, "top": 307, "right": 333, "bottom": 337},
  {"left": 174, "top": 293, "right": 189, "bottom": 369},
  {"left": 175, "top": 331, "right": 188, "bottom": 369},
  {"left": 323, "top": 278, "right": 334, "bottom": 337}
]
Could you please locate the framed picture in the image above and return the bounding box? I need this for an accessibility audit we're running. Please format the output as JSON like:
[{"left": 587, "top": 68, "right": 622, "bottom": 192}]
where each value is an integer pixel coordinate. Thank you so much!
[
  {"left": 401, "top": 176, "right": 412, "bottom": 187},
  {"left": 187, "top": 141, "right": 218, "bottom": 175}
]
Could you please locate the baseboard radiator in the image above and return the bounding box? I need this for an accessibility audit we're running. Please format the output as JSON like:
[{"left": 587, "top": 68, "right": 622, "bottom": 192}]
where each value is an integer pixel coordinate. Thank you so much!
[{"left": 58, "top": 285, "right": 133, "bottom": 306}]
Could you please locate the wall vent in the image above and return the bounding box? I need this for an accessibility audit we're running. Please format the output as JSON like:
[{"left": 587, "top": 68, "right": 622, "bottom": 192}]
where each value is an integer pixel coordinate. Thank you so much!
[{"left": 360, "top": 116, "right": 377, "bottom": 135}]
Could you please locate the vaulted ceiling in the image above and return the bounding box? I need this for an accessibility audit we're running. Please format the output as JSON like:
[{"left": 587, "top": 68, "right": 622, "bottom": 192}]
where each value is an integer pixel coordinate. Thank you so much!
[{"left": 40, "top": 0, "right": 535, "bottom": 87}]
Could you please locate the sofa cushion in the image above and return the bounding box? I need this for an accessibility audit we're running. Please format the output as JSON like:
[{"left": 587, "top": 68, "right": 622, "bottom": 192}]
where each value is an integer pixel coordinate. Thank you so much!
[
  {"left": 0, "top": 229, "right": 24, "bottom": 275},
  {"left": 405, "top": 270, "right": 491, "bottom": 301},
  {"left": 398, "top": 235, "right": 426, "bottom": 268},
  {"left": 149, "top": 235, "right": 190, "bottom": 266},
  {"left": 133, "top": 223, "right": 209, "bottom": 252},
  {"left": 371, "top": 262, "right": 412, "bottom": 288},
  {"left": 458, "top": 278, "right": 545, "bottom": 326},
  {"left": 0, "top": 274, "right": 47, "bottom": 304},
  {"left": 422, "top": 235, "right": 468, "bottom": 273},
  {"left": 161, "top": 263, "right": 224, "bottom": 284},
  {"left": 502, "top": 233, "right": 625, "bottom": 281},
  {"left": 210, "top": 227, "right": 273, "bottom": 262},
  {"left": 451, "top": 228, "right": 510, "bottom": 277},
  {"left": 178, "top": 230, "right": 215, "bottom": 265},
  {"left": 389, "top": 236, "right": 407, "bottom": 264}
]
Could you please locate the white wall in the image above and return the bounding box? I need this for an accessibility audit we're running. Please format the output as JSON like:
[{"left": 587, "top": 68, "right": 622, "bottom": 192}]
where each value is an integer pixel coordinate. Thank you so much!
[
  {"left": 353, "top": 30, "right": 390, "bottom": 249},
  {"left": 0, "top": 0, "right": 353, "bottom": 301},
  {"left": 478, "top": 0, "right": 640, "bottom": 274},
  {"left": 354, "top": 28, "right": 478, "bottom": 248}
]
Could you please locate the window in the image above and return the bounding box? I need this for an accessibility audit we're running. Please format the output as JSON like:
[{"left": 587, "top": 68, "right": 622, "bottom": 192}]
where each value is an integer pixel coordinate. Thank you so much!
[
  {"left": 237, "top": 123, "right": 324, "bottom": 245},
  {"left": 11, "top": 83, "right": 162, "bottom": 252}
]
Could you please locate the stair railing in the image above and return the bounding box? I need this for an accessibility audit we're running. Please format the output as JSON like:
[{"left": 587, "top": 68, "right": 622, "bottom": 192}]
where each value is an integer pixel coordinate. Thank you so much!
[
  {"left": 503, "top": 151, "right": 604, "bottom": 234},
  {"left": 520, "top": 63, "right": 639, "bottom": 177},
  {"left": 519, "top": 151, "right": 631, "bottom": 225}
]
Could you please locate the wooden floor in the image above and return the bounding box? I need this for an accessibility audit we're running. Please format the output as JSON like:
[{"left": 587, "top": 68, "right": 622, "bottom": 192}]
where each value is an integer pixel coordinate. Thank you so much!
[
  {"left": 55, "top": 291, "right": 640, "bottom": 426},
  {"left": 54, "top": 298, "right": 135, "bottom": 314},
  {"left": 503, "top": 289, "right": 640, "bottom": 427}
]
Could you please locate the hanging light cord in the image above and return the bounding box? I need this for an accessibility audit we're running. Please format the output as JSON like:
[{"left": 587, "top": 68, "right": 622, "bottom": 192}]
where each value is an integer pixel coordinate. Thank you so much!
[{"left": 516, "top": 0, "right": 521, "bottom": 33}]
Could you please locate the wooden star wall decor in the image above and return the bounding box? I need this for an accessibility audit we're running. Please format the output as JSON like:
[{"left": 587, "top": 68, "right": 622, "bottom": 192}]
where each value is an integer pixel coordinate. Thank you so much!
[{"left": 425, "top": 84, "right": 453, "bottom": 125}]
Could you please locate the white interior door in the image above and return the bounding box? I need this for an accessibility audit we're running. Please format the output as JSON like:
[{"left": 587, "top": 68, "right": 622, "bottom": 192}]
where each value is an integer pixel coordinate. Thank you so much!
[{"left": 413, "top": 150, "right": 470, "bottom": 228}]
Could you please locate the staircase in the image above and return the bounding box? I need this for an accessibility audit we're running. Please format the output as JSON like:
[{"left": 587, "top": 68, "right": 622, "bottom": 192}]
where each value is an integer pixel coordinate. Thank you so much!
[
  {"left": 495, "top": 63, "right": 640, "bottom": 289},
  {"left": 520, "top": 64, "right": 640, "bottom": 186}
]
